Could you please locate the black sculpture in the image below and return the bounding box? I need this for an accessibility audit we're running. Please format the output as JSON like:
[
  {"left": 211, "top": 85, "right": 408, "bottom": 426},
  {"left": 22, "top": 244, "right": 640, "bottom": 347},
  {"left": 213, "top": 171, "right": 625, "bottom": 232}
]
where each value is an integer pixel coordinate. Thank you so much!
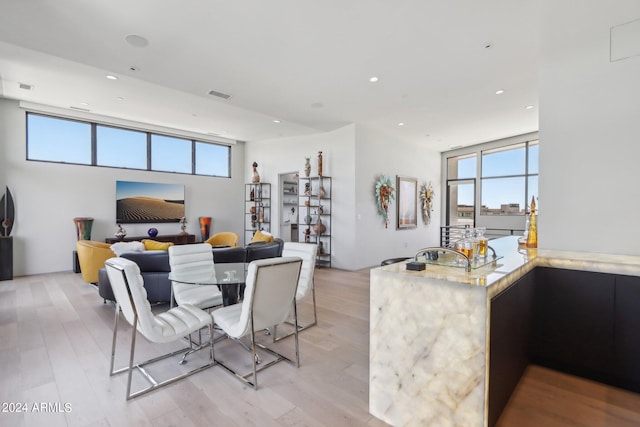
[
  {"left": 1, "top": 186, "right": 14, "bottom": 280},
  {"left": 1, "top": 186, "right": 14, "bottom": 237}
]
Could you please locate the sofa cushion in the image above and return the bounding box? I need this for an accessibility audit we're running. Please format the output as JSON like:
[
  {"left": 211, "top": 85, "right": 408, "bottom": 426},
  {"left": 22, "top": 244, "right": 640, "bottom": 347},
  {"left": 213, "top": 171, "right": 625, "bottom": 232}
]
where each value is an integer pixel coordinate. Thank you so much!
[
  {"left": 142, "top": 239, "right": 174, "bottom": 251},
  {"left": 250, "top": 229, "right": 274, "bottom": 243}
]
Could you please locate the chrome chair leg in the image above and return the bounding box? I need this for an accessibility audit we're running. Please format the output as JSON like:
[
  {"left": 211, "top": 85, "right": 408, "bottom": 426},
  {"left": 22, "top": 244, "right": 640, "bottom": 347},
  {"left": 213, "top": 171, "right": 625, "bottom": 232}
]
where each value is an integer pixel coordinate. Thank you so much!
[{"left": 273, "top": 280, "right": 318, "bottom": 342}]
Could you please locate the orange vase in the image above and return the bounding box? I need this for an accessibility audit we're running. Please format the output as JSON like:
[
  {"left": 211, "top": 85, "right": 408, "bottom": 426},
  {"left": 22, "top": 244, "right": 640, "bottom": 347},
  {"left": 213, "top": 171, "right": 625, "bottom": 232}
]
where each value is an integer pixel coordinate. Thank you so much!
[{"left": 199, "top": 216, "right": 212, "bottom": 241}]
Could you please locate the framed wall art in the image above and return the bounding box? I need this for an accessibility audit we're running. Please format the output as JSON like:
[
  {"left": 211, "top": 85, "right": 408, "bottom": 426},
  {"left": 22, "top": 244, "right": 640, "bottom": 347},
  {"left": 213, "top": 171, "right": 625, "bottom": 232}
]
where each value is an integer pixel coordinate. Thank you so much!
[
  {"left": 116, "top": 181, "right": 185, "bottom": 223},
  {"left": 396, "top": 176, "right": 417, "bottom": 229}
]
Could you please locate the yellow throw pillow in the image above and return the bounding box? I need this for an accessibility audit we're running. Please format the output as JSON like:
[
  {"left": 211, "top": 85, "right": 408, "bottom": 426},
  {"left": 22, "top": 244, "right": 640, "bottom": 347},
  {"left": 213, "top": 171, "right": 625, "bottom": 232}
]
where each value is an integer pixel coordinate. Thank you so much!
[
  {"left": 251, "top": 230, "right": 274, "bottom": 243},
  {"left": 141, "top": 239, "right": 174, "bottom": 251}
]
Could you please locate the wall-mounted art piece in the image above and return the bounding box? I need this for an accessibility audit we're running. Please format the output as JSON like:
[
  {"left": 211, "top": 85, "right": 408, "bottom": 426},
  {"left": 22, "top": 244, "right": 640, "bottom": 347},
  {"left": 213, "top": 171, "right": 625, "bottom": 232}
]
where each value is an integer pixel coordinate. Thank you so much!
[
  {"left": 419, "top": 181, "right": 435, "bottom": 226},
  {"left": 375, "top": 175, "right": 395, "bottom": 228},
  {"left": 396, "top": 176, "right": 417, "bottom": 229},
  {"left": 116, "top": 181, "right": 185, "bottom": 223}
]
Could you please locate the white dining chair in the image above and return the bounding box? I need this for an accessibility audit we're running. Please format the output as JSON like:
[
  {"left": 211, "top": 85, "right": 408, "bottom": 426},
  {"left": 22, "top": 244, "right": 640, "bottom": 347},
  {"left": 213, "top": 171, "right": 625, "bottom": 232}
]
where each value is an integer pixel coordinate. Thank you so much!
[
  {"left": 105, "top": 257, "right": 215, "bottom": 400},
  {"left": 212, "top": 256, "right": 302, "bottom": 389},
  {"left": 168, "top": 243, "right": 223, "bottom": 310},
  {"left": 271, "top": 242, "right": 318, "bottom": 341}
]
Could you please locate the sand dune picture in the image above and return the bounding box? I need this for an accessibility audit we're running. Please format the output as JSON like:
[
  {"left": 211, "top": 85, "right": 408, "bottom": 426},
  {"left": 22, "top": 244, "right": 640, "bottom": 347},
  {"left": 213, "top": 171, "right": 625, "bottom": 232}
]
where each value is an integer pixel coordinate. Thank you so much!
[{"left": 116, "top": 181, "right": 185, "bottom": 223}]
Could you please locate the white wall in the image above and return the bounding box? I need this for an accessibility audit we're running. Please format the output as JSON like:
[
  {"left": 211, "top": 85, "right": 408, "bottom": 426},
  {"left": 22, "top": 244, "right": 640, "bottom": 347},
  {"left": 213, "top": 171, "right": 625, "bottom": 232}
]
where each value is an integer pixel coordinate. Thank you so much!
[
  {"left": 0, "top": 98, "right": 246, "bottom": 276},
  {"left": 245, "top": 124, "right": 357, "bottom": 270},
  {"left": 539, "top": 1, "right": 640, "bottom": 255},
  {"left": 245, "top": 123, "right": 442, "bottom": 270},
  {"left": 354, "top": 125, "right": 441, "bottom": 268}
]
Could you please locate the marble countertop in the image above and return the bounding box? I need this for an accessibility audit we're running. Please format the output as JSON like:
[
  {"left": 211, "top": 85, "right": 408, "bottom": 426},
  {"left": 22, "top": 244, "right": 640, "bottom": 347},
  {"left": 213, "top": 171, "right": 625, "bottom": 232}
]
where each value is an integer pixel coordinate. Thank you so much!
[{"left": 377, "top": 236, "right": 640, "bottom": 297}]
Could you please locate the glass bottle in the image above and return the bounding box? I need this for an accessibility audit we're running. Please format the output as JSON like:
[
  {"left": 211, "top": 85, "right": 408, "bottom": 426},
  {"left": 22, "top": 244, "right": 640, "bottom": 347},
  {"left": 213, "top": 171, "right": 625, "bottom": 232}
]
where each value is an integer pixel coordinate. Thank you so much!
[
  {"left": 455, "top": 227, "right": 474, "bottom": 263},
  {"left": 526, "top": 196, "right": 537, "bottom": 248},
  {"left": 476, "top": 227, "right": 488, "bottom": 259}
]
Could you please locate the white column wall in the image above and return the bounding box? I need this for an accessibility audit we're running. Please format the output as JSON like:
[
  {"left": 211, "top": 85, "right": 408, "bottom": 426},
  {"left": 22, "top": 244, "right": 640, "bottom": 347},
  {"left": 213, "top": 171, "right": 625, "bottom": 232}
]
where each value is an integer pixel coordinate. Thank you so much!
[{"left": 539, "top": 1, "right": 640, "bottom": 255}]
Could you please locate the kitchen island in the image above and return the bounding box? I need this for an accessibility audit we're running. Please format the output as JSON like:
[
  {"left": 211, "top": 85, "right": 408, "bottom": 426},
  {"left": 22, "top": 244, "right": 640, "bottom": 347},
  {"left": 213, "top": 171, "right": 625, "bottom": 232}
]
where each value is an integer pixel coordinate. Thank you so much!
[{"left": 369, "top": 236, "right": 640, "bottom": 427}]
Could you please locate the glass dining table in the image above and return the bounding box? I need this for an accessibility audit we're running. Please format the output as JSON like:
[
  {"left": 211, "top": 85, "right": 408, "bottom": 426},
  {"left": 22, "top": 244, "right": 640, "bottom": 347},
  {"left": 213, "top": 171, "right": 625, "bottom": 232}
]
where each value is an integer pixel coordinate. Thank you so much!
[{"left": 168, "top": 262, "right": 247, "bottom": 306}]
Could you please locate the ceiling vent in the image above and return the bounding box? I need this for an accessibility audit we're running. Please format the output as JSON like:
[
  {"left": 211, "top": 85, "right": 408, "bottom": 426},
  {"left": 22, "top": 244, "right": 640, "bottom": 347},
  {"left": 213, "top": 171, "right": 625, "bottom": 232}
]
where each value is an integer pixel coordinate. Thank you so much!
[
  {"left": 207, "top": 89, "right": 232, "bottom": 100},
  {"left": 19, "top": 83, "right": 33, "bottom": 90}
]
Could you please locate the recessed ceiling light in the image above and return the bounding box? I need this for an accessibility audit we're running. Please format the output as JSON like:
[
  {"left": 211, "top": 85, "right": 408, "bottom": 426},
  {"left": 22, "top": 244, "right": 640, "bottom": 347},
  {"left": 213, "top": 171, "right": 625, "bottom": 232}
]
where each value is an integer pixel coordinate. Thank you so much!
[
  {"left": 484, "top": 42, "right": 493, "bottom": 49},
  {"left": 397, "top": 122, "right": 405, "bottom": 126},
  {"left": 273, "top": 119, "right": 281, "bottom": 123},
  {"left": 116, "top": 96, "right": 124, "bottom": 101},
  {"left": 525, "top": 105, "right": 535, "bottom": 110},
  {"left": 495, "top": 89, "right": 505, "bottom": 95},
  {"left": 369, "top": 76, "right": 379, "bottom": 83},
  {"left": 129, "top": 66, "right": 139, "bottom": 72},
  {"left": 125, "top": 34, "right": 149, "bottom": 48},
  {"left": 79, "top": 102, "right": 89, "bottom": 106},
  {"left": 105, "top": 74, "right": 118, "bottom": 80}
]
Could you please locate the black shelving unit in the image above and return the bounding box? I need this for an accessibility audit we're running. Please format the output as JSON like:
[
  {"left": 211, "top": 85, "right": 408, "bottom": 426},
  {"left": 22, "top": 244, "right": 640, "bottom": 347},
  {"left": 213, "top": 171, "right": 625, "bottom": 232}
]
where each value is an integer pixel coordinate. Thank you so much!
[
  {"left": 244, "top": 182, "right": 271, "bottom": 244},
  {"left": 298, "top": 176, "right": 331, "bottom": 268}
]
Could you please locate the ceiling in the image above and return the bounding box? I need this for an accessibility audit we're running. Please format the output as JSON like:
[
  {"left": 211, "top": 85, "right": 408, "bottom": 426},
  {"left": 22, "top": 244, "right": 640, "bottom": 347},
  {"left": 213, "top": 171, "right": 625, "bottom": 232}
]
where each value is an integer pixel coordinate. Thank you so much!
[{"left": 0, "top": 0, "right": 539, "bottom": 152}]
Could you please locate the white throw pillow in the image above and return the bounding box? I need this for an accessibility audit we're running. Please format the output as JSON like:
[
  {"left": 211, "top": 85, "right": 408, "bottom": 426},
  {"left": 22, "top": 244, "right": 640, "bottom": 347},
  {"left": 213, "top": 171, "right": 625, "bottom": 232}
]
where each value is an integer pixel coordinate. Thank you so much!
[{"left": 110, "top": 241, "right": 145, "bottom": 257}]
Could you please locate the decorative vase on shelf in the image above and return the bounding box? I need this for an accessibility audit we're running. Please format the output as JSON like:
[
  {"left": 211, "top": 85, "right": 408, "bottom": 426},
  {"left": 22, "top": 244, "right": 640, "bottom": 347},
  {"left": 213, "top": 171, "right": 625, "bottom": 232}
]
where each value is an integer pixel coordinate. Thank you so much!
[
  {"left": 318, "top": 241, "right": 325, "bottom": 254},
  {"left": 304, "top": 157, "right": 311, "bottom": 177},
  {"left": 115, "top": 224, "right": 127, "bottom": 240},
  {"left": 317, "top": 151, "right": 323, "bottom": 176},
  {"left": 198, "top": 216, "right": 212, "bottom": 241},
  {"left": 252, "top": 161, "right": 260, "bottom": 183},
  {"left": 147, "top": 227, "right": 158, "bottom": 238},
  {"left": 313, "top": 218, "right": 326, "bottom": 236}
]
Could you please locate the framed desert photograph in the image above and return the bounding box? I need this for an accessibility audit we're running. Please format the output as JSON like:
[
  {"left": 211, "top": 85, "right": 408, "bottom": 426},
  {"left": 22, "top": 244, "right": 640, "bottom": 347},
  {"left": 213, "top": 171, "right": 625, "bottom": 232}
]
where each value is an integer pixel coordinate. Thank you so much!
[
  {"left": 116, "top": 181, "right": 185, "bottom": 223},
  {"left": 396, "top": 176, "right": 417, "bottom": 229}
]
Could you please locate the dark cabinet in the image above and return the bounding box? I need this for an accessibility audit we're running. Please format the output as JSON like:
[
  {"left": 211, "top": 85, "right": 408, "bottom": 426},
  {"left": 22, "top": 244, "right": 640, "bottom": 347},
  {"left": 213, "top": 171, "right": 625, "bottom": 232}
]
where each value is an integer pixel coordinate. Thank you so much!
[
  {"left": 105, "top": 234, "right": 196, "bottom": 245},
  {"left": 489, "top": 267, "right": 640, "bottom": 425},
  {"left": 614, "top": 274, "right": 640, "bottom": 392},
  {"left": 488, "top": 270, "right": 534, "bottom": 427},
  {"left": 531, "top": 267, "right": 615, "bottom": 378}
]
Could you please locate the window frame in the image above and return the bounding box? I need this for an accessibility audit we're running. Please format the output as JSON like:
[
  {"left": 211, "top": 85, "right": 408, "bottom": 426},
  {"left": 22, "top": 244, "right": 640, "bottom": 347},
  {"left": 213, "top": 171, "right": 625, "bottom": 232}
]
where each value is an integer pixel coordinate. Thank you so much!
[
  {"left": 442, "top": 133, "right": 539, "bottom": 226},
  {"left": 25, "top": 112, "right": 232, "bottom": 178}
]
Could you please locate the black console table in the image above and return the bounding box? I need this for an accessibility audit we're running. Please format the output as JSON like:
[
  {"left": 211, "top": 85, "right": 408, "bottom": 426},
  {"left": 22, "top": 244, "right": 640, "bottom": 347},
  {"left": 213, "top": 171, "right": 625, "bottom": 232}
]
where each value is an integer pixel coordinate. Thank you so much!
[{"left": 105, "top": 234, "right": 196, "bottom": 245}]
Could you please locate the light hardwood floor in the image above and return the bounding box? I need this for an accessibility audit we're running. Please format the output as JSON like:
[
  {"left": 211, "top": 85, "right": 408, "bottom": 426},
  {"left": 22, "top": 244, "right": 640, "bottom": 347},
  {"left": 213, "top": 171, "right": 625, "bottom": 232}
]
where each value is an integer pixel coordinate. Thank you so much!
[
  {"left": 0, "top": 267, "right": 390, "bottom": 427},
  {"left": 1, "top": 267, "right": 639, "bottom": 427},
  {"left": 496, "top": 365, "right": 640, "bottom": 427}
]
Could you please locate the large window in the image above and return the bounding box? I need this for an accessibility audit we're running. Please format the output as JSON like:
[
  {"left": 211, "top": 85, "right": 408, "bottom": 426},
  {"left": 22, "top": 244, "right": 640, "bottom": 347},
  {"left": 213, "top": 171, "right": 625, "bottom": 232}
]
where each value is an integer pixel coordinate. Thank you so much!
[
  {"left": 27, "top": 114, "right": 92, "bottom": 164},
  {"left": 446, "top": 154, "right": 477, "bottom": 226},
  {"left": 445, "top": 137, "right": 538, "bottom": 228},
  {"left": 26, "top": 112, "right": 231, "bottom": 177},
  {"left": 480, "top": 141, "right": 538, "bottom": 215},
  {"left": 96, "top": 125, "right": 147, "bottom": 169}
]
